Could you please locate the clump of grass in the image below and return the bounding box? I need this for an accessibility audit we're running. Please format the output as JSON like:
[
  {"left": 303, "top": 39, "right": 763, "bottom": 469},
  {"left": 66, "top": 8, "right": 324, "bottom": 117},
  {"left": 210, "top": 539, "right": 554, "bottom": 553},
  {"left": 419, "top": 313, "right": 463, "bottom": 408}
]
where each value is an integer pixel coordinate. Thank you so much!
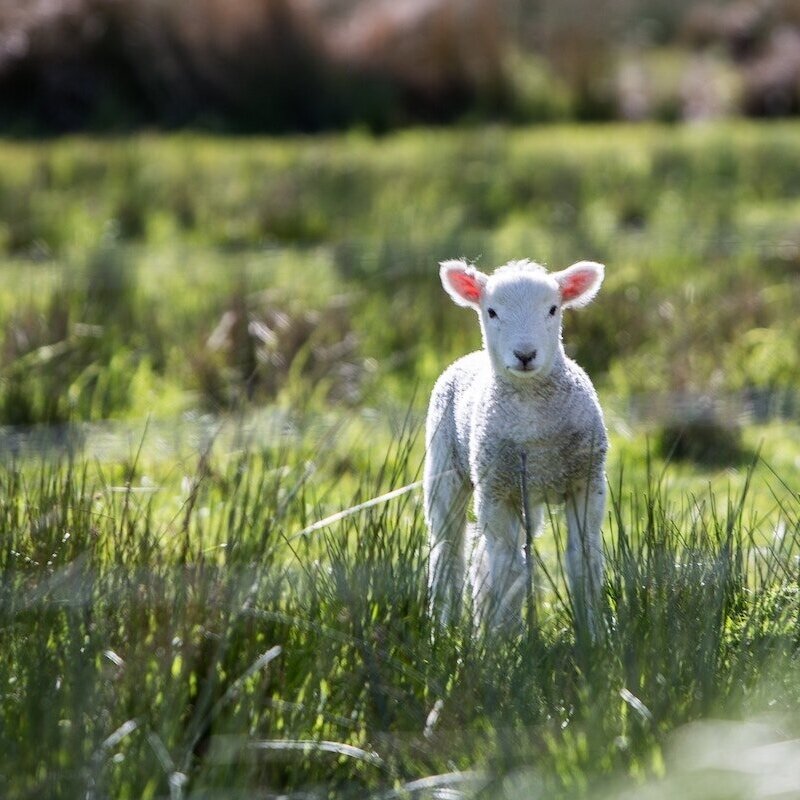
[
  {"left": 0, "top": 238, "right": 169, "bottom": 425},
  {"left": 192, "top": 283, "right": 368, "bottom": 412},
  {"left": 656, "top": 417, "right": 748, "bottom": 466}
]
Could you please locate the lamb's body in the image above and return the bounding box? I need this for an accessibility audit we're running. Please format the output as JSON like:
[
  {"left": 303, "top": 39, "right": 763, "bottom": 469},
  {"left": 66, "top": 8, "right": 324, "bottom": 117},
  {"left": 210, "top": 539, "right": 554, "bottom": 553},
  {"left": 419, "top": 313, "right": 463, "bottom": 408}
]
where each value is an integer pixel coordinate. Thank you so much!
[
  {"left": 425, "top": 259, "right": 608, "bottom": 630},
  {"left": 428, "top": 350, "right": 605, "bottom": 504}
]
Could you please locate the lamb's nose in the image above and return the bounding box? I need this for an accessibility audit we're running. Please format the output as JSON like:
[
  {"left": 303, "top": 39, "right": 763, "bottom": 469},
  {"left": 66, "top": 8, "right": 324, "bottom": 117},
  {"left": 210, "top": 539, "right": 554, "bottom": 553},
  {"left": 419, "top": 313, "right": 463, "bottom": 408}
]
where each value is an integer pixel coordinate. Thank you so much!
[{"left": 514, "top": 349, "right": 537, "bottom": 366}]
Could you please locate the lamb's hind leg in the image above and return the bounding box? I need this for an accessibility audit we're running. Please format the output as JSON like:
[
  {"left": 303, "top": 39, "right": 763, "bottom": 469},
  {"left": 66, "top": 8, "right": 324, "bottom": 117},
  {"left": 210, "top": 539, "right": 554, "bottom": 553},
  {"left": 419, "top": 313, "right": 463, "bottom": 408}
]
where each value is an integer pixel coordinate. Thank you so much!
[
  {"left": 425, "top": 455, "right": 470, "bottom": 625},
  {"left": 565, "top": 478, "right": 606, "bottom": 635}
]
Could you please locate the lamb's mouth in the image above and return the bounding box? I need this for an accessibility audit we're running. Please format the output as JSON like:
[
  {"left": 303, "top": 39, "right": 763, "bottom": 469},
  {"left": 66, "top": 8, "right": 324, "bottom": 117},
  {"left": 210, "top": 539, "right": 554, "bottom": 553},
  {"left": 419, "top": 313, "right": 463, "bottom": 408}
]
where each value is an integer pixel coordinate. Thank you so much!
[{"left": 507, "top": 365, "right": 539, "bottom": 376}]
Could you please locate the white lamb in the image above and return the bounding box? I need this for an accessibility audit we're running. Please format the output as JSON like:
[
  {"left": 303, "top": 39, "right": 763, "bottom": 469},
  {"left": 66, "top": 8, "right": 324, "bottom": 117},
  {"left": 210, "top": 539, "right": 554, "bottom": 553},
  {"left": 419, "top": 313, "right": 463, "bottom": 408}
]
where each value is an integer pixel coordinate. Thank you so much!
[{"left": 424, "top": 258, "right": 608, "bottom": 631}]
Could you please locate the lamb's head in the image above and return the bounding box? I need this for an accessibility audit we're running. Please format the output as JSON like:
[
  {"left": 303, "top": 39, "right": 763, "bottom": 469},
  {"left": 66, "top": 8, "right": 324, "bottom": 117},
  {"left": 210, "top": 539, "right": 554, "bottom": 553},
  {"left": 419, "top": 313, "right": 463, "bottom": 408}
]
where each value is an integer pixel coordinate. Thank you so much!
[{"left": 440, "top": 258, "right": 604, "bottom": 380}]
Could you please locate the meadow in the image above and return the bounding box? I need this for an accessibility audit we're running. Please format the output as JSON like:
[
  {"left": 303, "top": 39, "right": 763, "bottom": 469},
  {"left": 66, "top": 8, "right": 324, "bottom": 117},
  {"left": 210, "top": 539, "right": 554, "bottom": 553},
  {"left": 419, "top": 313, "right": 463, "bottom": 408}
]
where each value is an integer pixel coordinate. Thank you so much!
[{"left": 2, "top": 122, "right": 800, "bottom": 798}]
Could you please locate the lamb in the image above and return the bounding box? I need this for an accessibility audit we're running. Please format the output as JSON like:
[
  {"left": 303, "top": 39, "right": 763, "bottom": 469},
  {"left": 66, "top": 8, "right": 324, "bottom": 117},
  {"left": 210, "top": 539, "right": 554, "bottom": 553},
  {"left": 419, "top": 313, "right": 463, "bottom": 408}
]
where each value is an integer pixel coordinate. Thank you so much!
[{"left": 424, "top": 258, "right": 608, "bottom": 631}]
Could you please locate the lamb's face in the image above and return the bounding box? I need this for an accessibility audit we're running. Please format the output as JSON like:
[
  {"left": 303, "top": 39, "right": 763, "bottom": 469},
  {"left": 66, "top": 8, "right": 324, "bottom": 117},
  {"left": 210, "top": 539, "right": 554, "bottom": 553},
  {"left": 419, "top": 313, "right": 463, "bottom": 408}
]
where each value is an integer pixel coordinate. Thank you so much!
[
  {"left": 479, "top": 269, "right": 562, "bottom": 379},
  {"left": 440, "top": 258, "right": 604, "bottom": 381}
]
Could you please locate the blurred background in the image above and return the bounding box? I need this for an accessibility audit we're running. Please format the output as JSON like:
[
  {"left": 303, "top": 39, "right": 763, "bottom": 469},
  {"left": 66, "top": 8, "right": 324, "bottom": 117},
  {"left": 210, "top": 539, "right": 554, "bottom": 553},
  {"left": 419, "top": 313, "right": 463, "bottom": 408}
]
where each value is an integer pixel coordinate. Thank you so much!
[
  {"left": 1, "top": 1, "right": 800, "bottom": 470},
  {"left": 3, "top": 1, "right": 800, "bottom": 467},
  {"left": 4, "top": 0, "right": 800, "bottom": 133}
]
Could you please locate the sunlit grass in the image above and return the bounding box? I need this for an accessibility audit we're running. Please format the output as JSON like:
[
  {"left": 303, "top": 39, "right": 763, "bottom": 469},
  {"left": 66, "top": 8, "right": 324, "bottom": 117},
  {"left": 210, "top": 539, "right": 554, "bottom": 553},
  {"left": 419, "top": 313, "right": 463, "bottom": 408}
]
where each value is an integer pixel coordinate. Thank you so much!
[
  {"left": 1, "top": 419, "right": 799, "bottom": 799},
  {"left": 2, "top": 123, "right": 800, "bottom": 423}
]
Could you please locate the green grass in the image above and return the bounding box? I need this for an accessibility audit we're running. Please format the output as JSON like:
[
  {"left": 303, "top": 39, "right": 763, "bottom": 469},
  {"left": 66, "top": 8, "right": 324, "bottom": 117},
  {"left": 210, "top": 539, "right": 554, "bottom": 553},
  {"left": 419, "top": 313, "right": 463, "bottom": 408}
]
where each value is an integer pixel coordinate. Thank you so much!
[
  {"left": 1, "top": 428, "right": 799, "bottom": 799},
  {"left": 2, "top": 123, "right": 800, "bottom": 423},
  {"left": 2, "top": 122, "right": 800, "bottom": 797}
]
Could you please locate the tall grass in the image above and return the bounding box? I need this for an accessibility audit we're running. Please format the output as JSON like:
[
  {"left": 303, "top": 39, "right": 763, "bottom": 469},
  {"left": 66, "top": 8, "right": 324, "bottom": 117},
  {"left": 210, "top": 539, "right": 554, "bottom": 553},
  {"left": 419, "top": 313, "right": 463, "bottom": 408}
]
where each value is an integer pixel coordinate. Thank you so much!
[{"left": 1, "top": 426, "right": 799, "bottom": 799}]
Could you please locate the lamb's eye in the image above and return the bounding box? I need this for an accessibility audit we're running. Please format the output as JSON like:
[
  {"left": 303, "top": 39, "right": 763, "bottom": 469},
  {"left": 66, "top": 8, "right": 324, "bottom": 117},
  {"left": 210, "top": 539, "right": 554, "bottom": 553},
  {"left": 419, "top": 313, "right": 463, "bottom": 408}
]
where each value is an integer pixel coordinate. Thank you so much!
[
  {"left": 487, "top": 308, "right": 497, "bottom": 319},
  {"left": 549, "top": 305, "right": 557, "bottom": 316}
]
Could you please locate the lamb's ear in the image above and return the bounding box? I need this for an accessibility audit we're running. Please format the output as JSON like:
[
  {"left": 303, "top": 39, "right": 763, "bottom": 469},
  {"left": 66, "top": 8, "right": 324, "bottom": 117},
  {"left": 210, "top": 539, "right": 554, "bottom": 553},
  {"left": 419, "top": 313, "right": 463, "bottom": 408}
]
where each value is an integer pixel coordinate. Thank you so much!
[
  {"left": 440, "top": 260, "right": 487, "bottom": 309},
  {"left": 554, "top": 261, "right": 604, "bottom": 309}
]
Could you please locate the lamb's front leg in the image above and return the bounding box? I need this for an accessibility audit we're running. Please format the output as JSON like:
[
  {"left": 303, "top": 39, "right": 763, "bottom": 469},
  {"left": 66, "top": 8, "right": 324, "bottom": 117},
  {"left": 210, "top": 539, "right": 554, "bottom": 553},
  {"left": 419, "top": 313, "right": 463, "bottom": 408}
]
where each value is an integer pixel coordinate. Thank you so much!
[
  {"left": 471, "top": 490, "right": 527, "bottom": 631},
  {"left": 425, "top": 467, "right": 471, "bottom": 626},
  {"left": 565, "top": 478, "right": 606, "bottom": 635}
]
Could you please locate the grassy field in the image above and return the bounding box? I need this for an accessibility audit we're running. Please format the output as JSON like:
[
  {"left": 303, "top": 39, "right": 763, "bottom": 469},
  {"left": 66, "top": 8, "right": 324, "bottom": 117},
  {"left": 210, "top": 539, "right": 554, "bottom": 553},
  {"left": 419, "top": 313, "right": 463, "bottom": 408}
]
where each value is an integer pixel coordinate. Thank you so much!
[
  {"left": 3, "top": 123, "right": 800, "bottom": 419},
  {"left": 2, "top": 123, "right": 800, "bottom": 798}
]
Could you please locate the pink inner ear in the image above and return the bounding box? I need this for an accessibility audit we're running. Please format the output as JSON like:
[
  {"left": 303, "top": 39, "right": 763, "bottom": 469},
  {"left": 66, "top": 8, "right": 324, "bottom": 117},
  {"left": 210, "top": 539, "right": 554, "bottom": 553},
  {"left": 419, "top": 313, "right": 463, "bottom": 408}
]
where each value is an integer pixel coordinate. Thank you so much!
[
  {"left": 560, "top": 269, "right": 594, "bottom": 302},
  {"left": 450, "top": 271, "right": 483, "bottom": 303}
]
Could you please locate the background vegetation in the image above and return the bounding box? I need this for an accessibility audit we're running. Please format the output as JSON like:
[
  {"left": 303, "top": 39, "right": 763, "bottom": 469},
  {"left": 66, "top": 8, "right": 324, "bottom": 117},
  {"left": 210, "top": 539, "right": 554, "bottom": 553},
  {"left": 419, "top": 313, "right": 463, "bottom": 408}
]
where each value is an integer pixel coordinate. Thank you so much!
[
  {"left": 3, "top": 124, "right": 800, "bottom": 422},
  {"left": 6, "top": 0, "right": 800, "bottom": 133}
]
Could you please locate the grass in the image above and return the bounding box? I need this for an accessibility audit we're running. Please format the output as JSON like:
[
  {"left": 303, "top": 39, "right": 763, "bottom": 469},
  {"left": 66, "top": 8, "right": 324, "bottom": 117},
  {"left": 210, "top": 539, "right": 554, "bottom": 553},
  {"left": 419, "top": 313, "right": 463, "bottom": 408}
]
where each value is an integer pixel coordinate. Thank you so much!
[
  {"left": 1, "top": 425, "right": 799, "bottom": 799},
  {"left": 2, "top": 121, "right": 800, "bottom": 797},
  {"left": 3, "top": 123, "right": 800, "bottom": 423}
]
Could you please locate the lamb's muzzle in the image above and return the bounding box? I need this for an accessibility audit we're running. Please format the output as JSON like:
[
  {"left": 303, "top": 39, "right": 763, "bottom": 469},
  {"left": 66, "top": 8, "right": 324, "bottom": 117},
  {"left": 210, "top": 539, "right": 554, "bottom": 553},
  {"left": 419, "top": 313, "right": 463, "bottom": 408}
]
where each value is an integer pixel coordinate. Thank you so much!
[{"left": 512, "top": 349, "right": 536, "bottom": 368}]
